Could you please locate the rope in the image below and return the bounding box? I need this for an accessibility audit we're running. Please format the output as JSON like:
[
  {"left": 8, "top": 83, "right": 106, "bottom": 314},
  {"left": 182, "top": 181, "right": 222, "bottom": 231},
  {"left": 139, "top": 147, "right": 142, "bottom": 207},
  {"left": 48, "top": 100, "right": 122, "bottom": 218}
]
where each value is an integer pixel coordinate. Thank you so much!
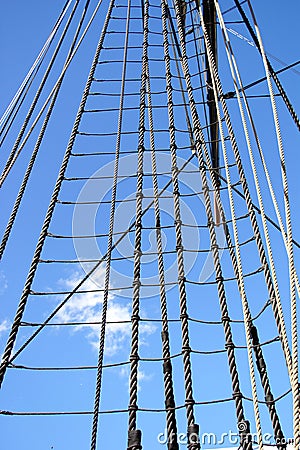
[
  {"left": 0, "top": 0, "right": 109, "bottom": 389},
  {"left": 172, "top": 2, "right": 253, "bottom": 448},
  {"left": 0, "top": 0, "right": 108, "bottom": 188},
  {"left": 196, "top": 2, "right": 293, "bottom": 397},
  {"left": 0, "top": 0, "right": 81, "bottom": 187},
  {"left": 233, "top": 0, "right": 300, "bottom": 132},
  {"left": 214, "top": 3, "right": 288, "bottom": 444},
  {"left": 0, "top": 0, "right": 92, "bottom": 261},
  {"left": 90, "top": 0, "right": 130, "bottom": 448},
  {"left": 0, "top": 0, "right": 72, "bottom": 134},
  {"left": 161, "top": 4, "right": 199, "bottom": 448},
  {"left": 198, "top": 6, "right": 264, "bottom": 447},
  {"left": 146, "top": 44, "right": 179, "bottom": 450},
  {"left": 127, "top": 1, "right": 150, "bottom": 448},
  {"left": 246, "top": 1, "right": 299, "bottom": 445}
]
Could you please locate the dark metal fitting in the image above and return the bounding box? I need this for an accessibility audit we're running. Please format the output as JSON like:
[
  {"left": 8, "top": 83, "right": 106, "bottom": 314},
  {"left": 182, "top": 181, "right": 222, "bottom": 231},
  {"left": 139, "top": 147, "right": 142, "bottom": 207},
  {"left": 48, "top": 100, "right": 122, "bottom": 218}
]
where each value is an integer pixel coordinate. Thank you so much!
[
  {"left": 187, "top": 423, "right": 200, "bottom": 449},
  {"left": 168, "top": 440, "right": 179, "bottom": 450},
  {"left": 127, "top": 429, "right": 142, "bottom": 450},
  {"left": 163, "top": 360, "right": 172, "bottom": 374},
  {"left": 250, "top": 325, "right": 259, "bottom": 342},
  {"left": 165, "top": 396, "right": 175, "bottom": 409},
  {"left": 161, "top": 331, "right": 169, "bottom": 341}
]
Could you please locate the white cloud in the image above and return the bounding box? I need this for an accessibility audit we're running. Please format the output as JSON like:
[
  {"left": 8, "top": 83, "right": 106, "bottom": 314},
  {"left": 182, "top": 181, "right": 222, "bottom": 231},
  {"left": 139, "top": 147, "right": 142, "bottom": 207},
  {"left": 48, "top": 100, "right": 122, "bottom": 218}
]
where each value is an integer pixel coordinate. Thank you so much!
[
  {"left": 56, "top": 266, "right": 156, "bottom": 358},
  {"left": 0, "top": 319, "right": 10, "bottom": 336}
]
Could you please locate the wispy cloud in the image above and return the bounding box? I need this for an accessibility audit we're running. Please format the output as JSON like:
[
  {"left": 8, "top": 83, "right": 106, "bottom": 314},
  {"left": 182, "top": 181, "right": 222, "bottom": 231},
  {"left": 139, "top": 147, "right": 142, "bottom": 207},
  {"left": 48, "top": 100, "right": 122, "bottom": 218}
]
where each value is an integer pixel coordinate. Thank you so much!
[
  {"left": 56, "top": 266, "right": 156, "bottom": 358},
  {"left": 0, "top": 319, "right": 10, "bottom": 337}
]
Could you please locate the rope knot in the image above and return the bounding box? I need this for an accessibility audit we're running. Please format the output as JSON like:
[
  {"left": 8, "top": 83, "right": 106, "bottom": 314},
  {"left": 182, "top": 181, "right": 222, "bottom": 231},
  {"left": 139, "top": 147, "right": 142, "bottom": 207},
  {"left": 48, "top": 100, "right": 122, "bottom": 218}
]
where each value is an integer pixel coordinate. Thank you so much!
[{"left": 225, "top": 341, "right": 235, "bottom": 350}]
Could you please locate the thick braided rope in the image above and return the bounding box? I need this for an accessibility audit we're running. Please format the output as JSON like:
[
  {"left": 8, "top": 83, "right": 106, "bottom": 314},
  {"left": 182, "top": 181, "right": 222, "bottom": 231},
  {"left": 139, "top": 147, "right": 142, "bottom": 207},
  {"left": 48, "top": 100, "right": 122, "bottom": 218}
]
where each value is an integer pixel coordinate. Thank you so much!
[
  {"left": 246, "top": 2, "right": 299, "bottom": 444},
  {"left": 210, "top": 2, "right": 287, "bottom": 444},
  {"left": 90, "top": 2, "right": 130, "bottom": 449},
  {"left": 198, "top": 7, "right": 263, "bottom": 447},
  {"left": 195, "top": 1, "right": 293, "bottom": 387},
  {"left": 0, "top": 0, "right": 81, "bottom": 187},
  {"left": 233, "top": 0, "right": 300, "bottom": 133},
  {"left": 0, "top": 0, "right": 92, "bottom": 261},
  {"left": 146, "top": 61, "right": 179, "bottom": 450},
  {"left": 170, "top": 2, "right": 251, "bottom": 447},
  {"left": 215, "top": 0, "right": 295, "bottom": 371},
  {"left": 0, "top": 0, "right": 112, "bottom": 389},
  {"left": 216, "top": 1, "right": 300, "bottom": 299},
  {"left": 161, "top": 0, "right": 197, "bottom": 436},
  {"left": 127, "top": 1, "right": 149, "bottom": 446}
]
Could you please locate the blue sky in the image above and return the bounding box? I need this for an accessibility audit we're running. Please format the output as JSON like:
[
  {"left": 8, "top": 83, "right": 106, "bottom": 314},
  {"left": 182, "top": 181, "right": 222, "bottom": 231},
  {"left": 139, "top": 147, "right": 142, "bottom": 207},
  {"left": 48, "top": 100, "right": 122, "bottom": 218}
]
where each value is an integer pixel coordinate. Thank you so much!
[{"left": 0, "top": 1, "right": 299, "bottom": 449}]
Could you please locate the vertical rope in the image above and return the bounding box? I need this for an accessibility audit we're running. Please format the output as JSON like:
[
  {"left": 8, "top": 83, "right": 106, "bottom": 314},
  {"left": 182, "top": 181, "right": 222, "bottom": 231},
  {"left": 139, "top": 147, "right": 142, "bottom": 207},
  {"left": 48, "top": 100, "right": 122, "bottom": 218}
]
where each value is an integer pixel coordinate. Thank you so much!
[
  {"left": 161, "top": 2, "right": 200, "bottom": 448},
  {"left": 206, "top": 2, "right": 287, "bottom": 445},
  {"left": 146, "top": 57, "right": 179, "bottom": 450},
  {"left": 170, "top": 1, "right": 251, "bottom": 447},
  {"left": 0, "top": 0, "right": 113, "bottom": 389},
  {"left": 90, "top": 1, "right": 130, "bottom": 449},
  {"left": 127, "top": 1, "right": 149, "bottom": 448},
  {"left": 0, "top": 0, "right": 92, "bottom": 261},
  {"left": 197, "top": 6, "right": 264, "bottom": 447},
  {"left": 246, "top": 2, "right": 299, "bottom": 445},
  {"left": 194, "top": 0, "right": 293, "bottom": 385},
  {"left": 215, "top": 0, "right": 300, "bottom": 299}
]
